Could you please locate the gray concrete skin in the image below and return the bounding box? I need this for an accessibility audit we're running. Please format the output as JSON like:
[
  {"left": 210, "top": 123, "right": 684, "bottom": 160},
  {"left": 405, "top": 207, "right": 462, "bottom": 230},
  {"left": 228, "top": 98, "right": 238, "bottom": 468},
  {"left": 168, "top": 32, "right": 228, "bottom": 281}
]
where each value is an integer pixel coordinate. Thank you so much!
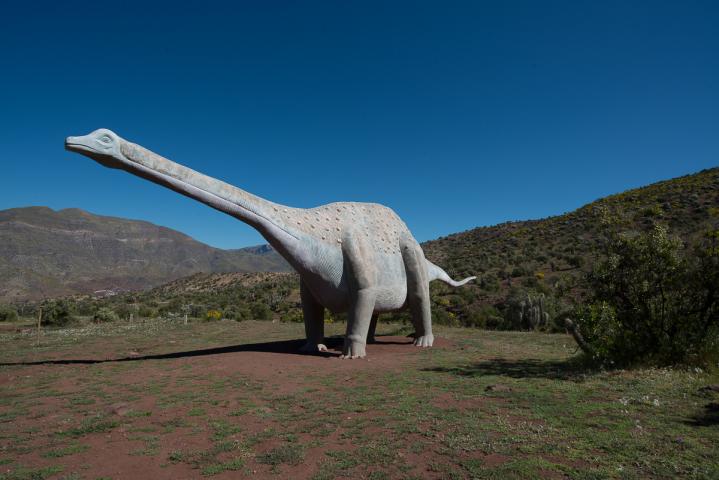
[{"left": 65, "top": 129, "right": 475, "bottom": 359}]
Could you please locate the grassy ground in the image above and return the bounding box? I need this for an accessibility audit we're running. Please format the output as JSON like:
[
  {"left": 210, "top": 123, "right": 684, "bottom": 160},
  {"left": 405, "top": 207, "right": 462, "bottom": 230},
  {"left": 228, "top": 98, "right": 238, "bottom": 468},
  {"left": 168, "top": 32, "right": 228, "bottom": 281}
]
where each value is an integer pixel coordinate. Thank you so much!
[{"left": 0, "top": 319, "right": 717, "bottom": 479}]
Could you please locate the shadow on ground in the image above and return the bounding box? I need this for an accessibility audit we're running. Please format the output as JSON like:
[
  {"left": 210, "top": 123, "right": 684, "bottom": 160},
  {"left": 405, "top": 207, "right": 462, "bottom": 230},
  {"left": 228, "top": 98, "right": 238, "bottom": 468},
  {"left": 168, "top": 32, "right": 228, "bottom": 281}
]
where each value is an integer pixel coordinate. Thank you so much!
[
  {"left": 0, "top": 337, "right": 341, "bottom": 366},
  {"left": 0, "top": 334, "right": 417, "bottom": 367},
  {"left": 423, "top": 357, "right": 586, "bottom": 381},
  {"left": 686, "top": 402, "right": 719, "bottom": 427}
]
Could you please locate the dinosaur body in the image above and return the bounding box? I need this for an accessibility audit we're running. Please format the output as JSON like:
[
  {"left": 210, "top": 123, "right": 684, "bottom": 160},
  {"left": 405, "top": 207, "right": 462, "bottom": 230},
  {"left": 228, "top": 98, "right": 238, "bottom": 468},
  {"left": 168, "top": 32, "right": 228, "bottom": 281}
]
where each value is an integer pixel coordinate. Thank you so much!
[{"left": 65, "top": 129, "right": 475, "bottom": 358}]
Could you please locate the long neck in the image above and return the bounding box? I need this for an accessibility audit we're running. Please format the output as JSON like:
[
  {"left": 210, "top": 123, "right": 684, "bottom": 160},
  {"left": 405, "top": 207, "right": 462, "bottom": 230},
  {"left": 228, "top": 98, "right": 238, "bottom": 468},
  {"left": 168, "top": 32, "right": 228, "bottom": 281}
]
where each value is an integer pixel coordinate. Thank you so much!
[{"left": 116, "top": 139, "right": 302, "bottom": 253}]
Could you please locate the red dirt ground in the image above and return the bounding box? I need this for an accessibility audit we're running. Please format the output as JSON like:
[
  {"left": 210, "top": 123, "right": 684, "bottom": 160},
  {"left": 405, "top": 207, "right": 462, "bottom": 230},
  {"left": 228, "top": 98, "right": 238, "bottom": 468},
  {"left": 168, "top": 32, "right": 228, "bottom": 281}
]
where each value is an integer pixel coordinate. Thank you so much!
[{"left": 1, "top": 335, "right": 469, "bottom": 479}]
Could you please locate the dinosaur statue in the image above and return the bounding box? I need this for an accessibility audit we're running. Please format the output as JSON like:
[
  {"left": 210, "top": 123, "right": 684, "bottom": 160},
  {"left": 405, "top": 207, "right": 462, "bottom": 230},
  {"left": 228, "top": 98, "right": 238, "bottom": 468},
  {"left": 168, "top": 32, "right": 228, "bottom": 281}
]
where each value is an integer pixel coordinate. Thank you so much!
[{"left": 65, "top": 129, "right": 475, "bottom": 358}]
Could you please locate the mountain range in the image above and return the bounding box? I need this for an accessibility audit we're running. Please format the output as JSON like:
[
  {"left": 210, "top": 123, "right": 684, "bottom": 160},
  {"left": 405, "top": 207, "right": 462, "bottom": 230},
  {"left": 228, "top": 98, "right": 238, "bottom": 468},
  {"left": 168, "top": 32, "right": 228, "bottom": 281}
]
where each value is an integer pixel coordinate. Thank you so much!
[{"left": 0, "top": 207, "right": 289, "bottom": 302}]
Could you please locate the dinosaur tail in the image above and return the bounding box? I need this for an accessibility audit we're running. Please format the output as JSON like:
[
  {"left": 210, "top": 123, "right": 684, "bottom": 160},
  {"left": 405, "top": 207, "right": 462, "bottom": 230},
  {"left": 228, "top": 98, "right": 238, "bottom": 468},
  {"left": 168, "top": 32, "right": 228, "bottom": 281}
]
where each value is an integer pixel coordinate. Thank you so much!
[{"left": 425, "top": 260, "right": 476, "bottom": 287}]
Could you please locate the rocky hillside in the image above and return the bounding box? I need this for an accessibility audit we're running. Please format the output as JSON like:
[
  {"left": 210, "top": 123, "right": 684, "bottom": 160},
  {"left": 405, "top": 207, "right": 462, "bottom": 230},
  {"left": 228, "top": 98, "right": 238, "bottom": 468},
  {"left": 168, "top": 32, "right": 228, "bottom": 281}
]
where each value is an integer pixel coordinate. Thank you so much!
[{"left": 0, "top": 207, "right": 290, "bottom": 302}]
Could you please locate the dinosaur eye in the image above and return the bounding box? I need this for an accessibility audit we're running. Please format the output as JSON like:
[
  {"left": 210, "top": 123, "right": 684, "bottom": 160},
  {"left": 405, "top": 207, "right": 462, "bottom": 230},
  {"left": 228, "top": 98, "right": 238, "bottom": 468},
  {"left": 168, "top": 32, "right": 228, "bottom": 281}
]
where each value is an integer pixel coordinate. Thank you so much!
[{"left": 99, "top": 135, "right": 112, "bottom": 143}]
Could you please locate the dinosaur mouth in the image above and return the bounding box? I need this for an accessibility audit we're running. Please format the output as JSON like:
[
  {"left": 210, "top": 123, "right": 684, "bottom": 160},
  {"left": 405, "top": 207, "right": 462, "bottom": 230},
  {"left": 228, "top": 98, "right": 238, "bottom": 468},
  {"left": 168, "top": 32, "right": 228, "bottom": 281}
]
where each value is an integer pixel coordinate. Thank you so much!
[{"left": 65, "top": 138, "right": 100, "bottom": 155}]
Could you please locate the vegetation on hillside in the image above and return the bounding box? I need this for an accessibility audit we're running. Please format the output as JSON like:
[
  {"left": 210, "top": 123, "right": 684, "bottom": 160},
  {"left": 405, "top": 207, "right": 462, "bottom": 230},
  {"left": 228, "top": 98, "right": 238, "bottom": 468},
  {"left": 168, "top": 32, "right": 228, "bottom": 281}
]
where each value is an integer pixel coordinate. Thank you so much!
[{"left": 421, "top": 167, "right": 719, "bottom": 336}]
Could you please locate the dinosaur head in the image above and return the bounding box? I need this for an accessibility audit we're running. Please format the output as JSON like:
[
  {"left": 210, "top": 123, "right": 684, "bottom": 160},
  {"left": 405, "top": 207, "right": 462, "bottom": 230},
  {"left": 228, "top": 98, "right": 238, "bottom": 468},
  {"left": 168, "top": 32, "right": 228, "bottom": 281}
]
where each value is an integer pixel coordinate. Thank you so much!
[{"left": 65, "top": 128, "right": 126, "bottom": 169}]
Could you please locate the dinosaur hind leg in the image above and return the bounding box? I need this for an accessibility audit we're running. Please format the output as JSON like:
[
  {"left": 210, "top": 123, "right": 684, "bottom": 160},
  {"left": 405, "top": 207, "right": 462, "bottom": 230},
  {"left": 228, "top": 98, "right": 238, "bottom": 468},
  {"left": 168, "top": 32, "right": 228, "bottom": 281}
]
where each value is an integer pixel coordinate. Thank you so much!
[
  {"left": 340, "top": 227, "right": 378, "bottom": 359},
  {"left": 367, "top": 314, "right": 379, "bottom": 344},
  {"left": 400, "top": 235, "right": 434, "bottom": 347},
  {"left": 299, "top": 280, "right": 327, "bottom": 353}
]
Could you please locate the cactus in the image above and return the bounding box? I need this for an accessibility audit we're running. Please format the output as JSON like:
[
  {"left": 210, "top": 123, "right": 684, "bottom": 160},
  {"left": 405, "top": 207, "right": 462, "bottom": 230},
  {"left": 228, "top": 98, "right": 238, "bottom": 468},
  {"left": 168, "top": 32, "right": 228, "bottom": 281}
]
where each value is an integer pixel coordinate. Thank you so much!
[{"left": 506, "top": 291, "right": 550, "bottom": 330}]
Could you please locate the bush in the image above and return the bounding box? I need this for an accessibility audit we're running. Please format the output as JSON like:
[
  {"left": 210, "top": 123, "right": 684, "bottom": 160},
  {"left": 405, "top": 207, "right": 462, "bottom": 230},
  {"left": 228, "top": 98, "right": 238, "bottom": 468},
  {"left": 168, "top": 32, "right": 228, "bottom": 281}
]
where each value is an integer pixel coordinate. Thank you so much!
[
  {"left": 206, "top": 309, "right": 222, "bottom": 321},
  {"left": 250, "top": 302, "right": 272, "bottom": 321},
  {"left": 280, "top": 308, "right": 304, "bottom": 323},
  {"left": 567, "top": 255, "right": 584, "bottom": 268},
  {"left": 138, "top": 305, "right": 158, "bottom": 318},
  {"left": 224, "top": 306, "right": 251, "bottom": 321},
  {"left": 434, "top": 306, "right": 462, "bottom": 326},
  {"left": 572, "top": 223, "right": 719, "bottom": 366},
  {"left": 0, "top": 305, "right": 18, "bottom": 322},
  {"left": 93, "top": 307, "right": 119, "bottom": 323},
  {"left": 465, "top": 305, "right": 503, "bottom": 329},
  {"left": 115, "top": 303, "right": 137, "bottom": 320},
  {"left": 40, "top": 300, "right": 75, "bottom": 327}
]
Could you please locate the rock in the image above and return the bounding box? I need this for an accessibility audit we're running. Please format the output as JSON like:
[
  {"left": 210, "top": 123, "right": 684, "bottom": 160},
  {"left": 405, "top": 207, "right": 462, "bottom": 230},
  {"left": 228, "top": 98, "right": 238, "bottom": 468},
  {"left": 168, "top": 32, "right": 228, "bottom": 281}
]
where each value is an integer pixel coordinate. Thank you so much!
[
  {"left": 107, "top": 402, "right": 131, "bottom": 416},
  {"left": 485, "top": 384, "right": 512, "bottom": 393},
  {"left": 698, "top": 385, "right": 719, "bottom": 394}
]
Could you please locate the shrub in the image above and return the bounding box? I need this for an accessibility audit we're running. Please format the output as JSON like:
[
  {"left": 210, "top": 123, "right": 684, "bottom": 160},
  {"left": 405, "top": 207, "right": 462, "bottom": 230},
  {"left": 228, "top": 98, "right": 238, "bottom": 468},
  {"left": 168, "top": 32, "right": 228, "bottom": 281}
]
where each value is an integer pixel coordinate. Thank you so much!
[
  {"left": 572, "top": 223, "right": 719, "bottom": 366},
  {"left": 479, "top": 275, "right": 500, "bottom": 292},
  {"left": 250, "top": 302, "right": 272, "bottom": 321},
  {"left": 224, "top": 306, "right": 251, "bottom": 321},
  {"left": 93, "top": 307, "right": 119, "bottom": 323},
  {"left": 115, "top": 303, "right": 136, "bottom": 320},
  {"left": 0, "top": 305, "right": 18, "bottom": 322},
  {"left": 138, "top": 305, "right": 158, "bottom": 318},
  {"left": 464, "top": 305, "right": 503, "bottom": 329},
  {"left": 567, "top": 255, "right": 584, "bottom": 268},
  {"left": 40, "top": 300, "right": 75, "bottom": 327},
  {"left": 206, "top": 309, "right": 222, "bottom": 321},
  {"left": 325, "top": 311, "right": 347, "bottom": 323},
  {"left": 280, "top": 308, "right": 304, "bottom": 323}
]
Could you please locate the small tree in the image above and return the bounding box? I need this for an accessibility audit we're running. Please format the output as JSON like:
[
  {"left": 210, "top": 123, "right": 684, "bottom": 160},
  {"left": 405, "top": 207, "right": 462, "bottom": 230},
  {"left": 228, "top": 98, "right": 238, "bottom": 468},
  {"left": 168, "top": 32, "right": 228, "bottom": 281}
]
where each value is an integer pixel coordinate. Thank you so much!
[
  {"left": 573, "top": 222, "right": 719, "bottom": 366},
  {"left": 0, "top": 305, "right": 18, "bottom": 322},
  {"left": 250, "top": 302, "right": 272, "bottom": 321},
  {"left": 40, "top": 299, "right": 75, "bottom": 327},
  {"left": 138, "top": 305, "right": 158, "bottom": 318},
  {"left": 93, "top": 307, "right": 119, "bottom": 323},
  {"left": 280, "top": 308, "right": 304, "bottom": 323}
]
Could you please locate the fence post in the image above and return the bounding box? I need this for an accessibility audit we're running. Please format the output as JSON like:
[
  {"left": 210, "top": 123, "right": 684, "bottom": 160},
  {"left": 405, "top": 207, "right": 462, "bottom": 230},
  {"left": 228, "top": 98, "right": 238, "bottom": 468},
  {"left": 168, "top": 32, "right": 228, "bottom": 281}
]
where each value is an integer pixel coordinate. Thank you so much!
[{"left": 36, "top": 307, "right": 43, "bottom": 347}]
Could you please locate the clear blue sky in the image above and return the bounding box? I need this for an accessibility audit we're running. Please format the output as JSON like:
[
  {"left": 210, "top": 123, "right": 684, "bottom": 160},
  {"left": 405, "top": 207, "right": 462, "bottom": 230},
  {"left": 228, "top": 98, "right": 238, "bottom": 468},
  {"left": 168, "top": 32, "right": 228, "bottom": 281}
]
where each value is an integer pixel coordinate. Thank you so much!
[{"left": 1, "top": 1, "right": 717, "bottom": 249}]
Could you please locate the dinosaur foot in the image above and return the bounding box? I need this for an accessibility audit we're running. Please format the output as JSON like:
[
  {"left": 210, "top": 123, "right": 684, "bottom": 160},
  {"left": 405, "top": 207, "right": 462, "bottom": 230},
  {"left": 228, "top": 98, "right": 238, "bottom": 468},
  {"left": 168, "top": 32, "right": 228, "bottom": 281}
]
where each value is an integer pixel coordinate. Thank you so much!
[
  {"left": 413, "top": 334, "right": 434, "bottom": 348},
  {"left": 340, "top": 341, "right": 366, "bottom": 359},
  {"left": 300, "top": 342, "right": 328, "bottom": 353}
]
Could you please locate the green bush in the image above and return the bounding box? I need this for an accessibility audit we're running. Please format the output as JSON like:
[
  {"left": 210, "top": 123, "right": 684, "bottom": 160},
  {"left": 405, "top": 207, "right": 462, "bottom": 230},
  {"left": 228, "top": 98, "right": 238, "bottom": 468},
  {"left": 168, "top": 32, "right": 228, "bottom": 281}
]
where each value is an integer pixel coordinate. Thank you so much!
[
  {"left": 280, "top": 308, "right": 304, "bottom": 323},
  {"left": 464, "top": 305, "right": 503, "bottom": 329},
  {"left": 40, "top": 300, "right": 75, "bottom": 327},
  {"left": 138, "top": 305, "right": 158, "bottom": 318},
  {"left": 93, "top": 307, "right": 119, "bottom": 323},
  {"left": 250, "top": 302, "right": 272, "bottom": 321},
  {"left": 115, "top": 303, "right": 136, "bottom": 320},
  {"left": 567, "top": 255, "right": 584, "bottom": 268},
  {"left": 224, "top": 306, "right": 251, "bottom": 321},
  {"left": 0, "top": 305, "right": 18, "bottom": 322},
  {"left": 573, "top": 223, "right": 719, "bottom": 366}
]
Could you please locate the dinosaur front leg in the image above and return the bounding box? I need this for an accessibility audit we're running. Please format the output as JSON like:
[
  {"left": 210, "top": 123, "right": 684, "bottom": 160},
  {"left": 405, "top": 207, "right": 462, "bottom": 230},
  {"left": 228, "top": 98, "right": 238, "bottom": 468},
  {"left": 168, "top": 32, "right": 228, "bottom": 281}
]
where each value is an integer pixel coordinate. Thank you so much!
[
  {"left": 299, "top": 280, "right": 327, "bottom": 353},
  {"left": 341, "top": 288, "right": 377, "bottom": 359},
  {"left": 400, "top": 236, "right": 434, "bottom": 348},
  {"left": 340, "top": 227, "right": 378, "bottom": 359}
]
